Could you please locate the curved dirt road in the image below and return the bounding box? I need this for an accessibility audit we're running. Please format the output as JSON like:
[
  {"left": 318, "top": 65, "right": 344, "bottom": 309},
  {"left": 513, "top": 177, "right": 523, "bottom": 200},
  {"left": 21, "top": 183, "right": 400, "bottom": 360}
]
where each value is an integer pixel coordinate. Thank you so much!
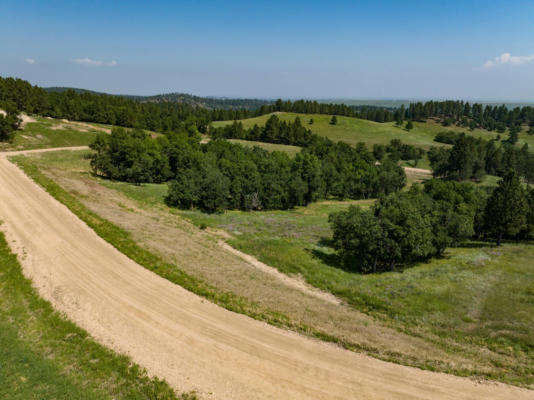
[{"left": 0, "top": 151, "right": 531, "bottom": 400}]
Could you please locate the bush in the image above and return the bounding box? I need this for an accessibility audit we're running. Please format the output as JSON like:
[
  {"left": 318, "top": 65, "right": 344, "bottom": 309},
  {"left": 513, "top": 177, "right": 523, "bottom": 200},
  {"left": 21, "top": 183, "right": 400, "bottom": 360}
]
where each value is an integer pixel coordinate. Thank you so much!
[{"left": 434, "top": 131, "right": 461, "bottom": 145}]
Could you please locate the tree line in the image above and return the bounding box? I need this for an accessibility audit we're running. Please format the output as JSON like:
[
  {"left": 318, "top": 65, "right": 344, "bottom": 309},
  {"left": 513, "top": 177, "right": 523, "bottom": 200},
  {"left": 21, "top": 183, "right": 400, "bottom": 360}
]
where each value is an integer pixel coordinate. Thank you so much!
[
  {"left": 0, "top": 76, "right": 249, "bottom": 135},
  {"left": 3, "top": 76, "right": 534, "bottom": 142},
  {"left": 89, "top": 127, "right": 406, "bottom": 213},
  {"left": 428, "top": 133, "right": 534, "bottom": 182},
  {"left": 330, "top": 172, "right": 534, "bottom": 273}
]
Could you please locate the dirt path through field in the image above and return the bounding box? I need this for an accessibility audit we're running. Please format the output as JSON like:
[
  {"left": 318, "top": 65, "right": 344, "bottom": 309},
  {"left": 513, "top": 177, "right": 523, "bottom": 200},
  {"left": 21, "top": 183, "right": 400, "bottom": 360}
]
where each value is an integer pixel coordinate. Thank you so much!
[
  {"left": 0, "top": 149, "right": 531, "bottom": 399},
  {"left": 218, "top": 240, "right": 341, "bottom": 305}
]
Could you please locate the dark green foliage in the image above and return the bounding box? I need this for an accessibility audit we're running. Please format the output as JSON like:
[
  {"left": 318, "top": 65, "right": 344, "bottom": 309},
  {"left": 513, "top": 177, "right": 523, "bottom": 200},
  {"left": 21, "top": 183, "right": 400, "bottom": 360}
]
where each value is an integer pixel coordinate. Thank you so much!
[
  {"left": 211, "top": 115, "right": 315, "bottom": 146},
  {"left": 434, "top": 131, "right": 461, "bottom": 144},
  {"left": 165, "top": 170, "right": 201, "bottom": 209},
  {"left": 484, "top": 170, "right": 530, "bottom": 245},
  {"left": 508, "top": 124, "right": 521, "bottom": 144},
  {"left": 386, "top": 139, "right": 425, "bottom": 163},
  {"left": 429, "top": 133, "right": 534, "bottom": 183},
  {"left": 372, "top": 144, "right": 386, "bottom": 160},
  {"left": 89, "top": 128, "right": 171, "bottom": 184},
  {"left": 303, "top": 138, "right": 406, "bottom": 200},
  {"left": 329, "top": 180, "right": 486, "bottom": 273},
  {"left": 330, "top": 115, "right": 338, "bottom": 125},
  {"left": 405, "top": 120, "right": 414, "bottom": 130},
  {"left": 0, "top": 105, "right": 21, "bottom": 142},
  {"left": 164, "top": 140, "right": 326, "bottom": 212},
  {"left": 91, "top": 126, "right": 406, "bottom": 213},
  {"left": 423, "top": 179, "right": 487, "bottom": 248}
]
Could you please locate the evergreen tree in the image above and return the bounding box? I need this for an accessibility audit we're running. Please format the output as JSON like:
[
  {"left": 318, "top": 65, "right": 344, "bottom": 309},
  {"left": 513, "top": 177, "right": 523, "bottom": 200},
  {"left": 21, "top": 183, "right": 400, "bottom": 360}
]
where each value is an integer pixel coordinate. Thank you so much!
[
  {"left": 330, "top": 115, "right": 337, "bottom": 125},
  {"left": 484, "top": 170, "right": 529, "bottom": 245},
  {"left": 405, "top": 120, "right": 414, "bottom": 131},
  {"left": 0, "top": 109, "right": 21, "bottom": 142},
  {"left": 508, "top": 125, "right": 520, "bottom": 144}
]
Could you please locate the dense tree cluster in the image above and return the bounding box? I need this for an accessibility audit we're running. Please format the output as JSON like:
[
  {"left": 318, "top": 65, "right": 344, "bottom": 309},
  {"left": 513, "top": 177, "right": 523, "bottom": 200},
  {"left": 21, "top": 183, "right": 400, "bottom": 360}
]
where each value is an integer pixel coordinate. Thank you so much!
[
  {"left": 89, "top": 127, "right": 407, "bottom": 213},
  {"left": 406, "top": 101, "right": 534, "bottom": 133},
  {"left": 428, "top": 133, "right": 534, "bottom": 182},
  {"left": 0, "top": 103, "right": 21, "bottom": 142},
  {"left": 303, "top": 138, "right": 406, "bottom": 200},
  {"left": 211, "top": 115, "right": 315, "bottom": 146},
  {"left": 329, "top": 174, "right": 534, "bottom": 273},
  {"left": 372, "top": 139, "right": 426, "bottom": 165}
]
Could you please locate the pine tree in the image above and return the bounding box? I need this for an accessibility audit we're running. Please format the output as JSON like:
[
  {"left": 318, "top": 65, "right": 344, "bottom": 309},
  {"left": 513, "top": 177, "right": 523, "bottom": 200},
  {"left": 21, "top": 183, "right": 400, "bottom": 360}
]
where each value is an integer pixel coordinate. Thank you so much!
[
  {"left": 405, "top": 120, "right": 414, "bottom": 131},
  {"left": 484, "top": 170, "right": 529, "bottom": 245},
  {"left": 508, "top": 125, "right": 520, "bottom": 144},
  {"left": 330, "top": 115, "right": 337, "bottom": 125}
]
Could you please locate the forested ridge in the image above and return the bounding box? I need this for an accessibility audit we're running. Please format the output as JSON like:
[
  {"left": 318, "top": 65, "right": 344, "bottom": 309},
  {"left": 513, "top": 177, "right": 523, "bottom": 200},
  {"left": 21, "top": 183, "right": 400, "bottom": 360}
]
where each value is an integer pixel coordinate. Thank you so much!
[
  {"left": 46, "top": 87, "right": 274, "bottom": 110},
  {"left": 3, "top": 76, "right": 534, "bottom": 137}
]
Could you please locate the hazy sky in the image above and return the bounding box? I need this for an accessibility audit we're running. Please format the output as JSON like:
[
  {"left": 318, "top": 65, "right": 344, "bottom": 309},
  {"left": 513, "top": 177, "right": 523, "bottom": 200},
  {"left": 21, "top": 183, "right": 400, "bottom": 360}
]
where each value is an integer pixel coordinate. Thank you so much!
[{"left": 2, "top": 0, "right": 534, "bottom": 100}]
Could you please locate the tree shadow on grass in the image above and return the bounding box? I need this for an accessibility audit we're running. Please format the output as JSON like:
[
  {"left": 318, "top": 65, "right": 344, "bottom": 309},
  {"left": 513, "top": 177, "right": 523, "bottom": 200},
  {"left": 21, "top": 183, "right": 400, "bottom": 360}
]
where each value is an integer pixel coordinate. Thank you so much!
[{"left": 307, "top": 237, "right": 353, "bottom": 272}]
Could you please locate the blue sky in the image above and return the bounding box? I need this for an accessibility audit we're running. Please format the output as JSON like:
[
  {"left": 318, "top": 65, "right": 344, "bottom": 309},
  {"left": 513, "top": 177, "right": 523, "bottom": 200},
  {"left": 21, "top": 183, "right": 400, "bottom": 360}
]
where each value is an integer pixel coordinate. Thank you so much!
[{"left": 1, "top": 0, "right": 534, "bottom": 100}]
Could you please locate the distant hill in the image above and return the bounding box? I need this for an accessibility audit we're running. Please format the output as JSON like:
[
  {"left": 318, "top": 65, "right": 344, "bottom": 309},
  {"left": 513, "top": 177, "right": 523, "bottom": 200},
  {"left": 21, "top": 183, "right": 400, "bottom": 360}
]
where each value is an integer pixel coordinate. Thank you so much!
[
  {"left": 44, "top": 87, "right": 274, "bottom": 110},
  {"left": 45, "top": 87, "right": 107, "bottom": 95}
]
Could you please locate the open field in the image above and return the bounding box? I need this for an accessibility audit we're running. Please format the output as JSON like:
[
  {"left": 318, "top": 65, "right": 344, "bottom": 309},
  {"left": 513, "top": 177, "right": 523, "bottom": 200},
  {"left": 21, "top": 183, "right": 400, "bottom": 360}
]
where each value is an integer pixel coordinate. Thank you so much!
[
  {"left": 0, "top": 229, "right": 195, "bottom": 400},
  {"left": 213, "top": 112, "right": 534, "bottom": 150},
  {"left": 11, "top": 149, "right": 534, "bottom": 390}
]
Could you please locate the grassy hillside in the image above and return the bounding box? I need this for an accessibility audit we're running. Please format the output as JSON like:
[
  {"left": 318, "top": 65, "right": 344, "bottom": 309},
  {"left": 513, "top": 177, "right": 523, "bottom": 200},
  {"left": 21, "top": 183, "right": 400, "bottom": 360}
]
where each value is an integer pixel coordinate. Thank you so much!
[
  {"left": 0, "top": 231, "right": 195, "bottom": 399},
  {"left": 0, "top": 116, "right": 101, "bottom": 151},
  {"left": 213, "top": 112, "right": 534, "bottom": 150}
]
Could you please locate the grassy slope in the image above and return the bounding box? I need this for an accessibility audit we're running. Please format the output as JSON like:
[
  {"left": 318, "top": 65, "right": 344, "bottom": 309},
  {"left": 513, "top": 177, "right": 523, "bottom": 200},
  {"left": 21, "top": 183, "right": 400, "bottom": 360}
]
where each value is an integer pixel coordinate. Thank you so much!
[
  {"left": 213, "top": 112, "right": 534, "bottom": 150},
  {"left": 21, "top": 150, "right": 533, "bottom": 387},
  {"left": 0, "top": 116, "right": 99, "bottom": 151},
  {"left": 0, "top": 231, "right": 195, "bottom": 400}
]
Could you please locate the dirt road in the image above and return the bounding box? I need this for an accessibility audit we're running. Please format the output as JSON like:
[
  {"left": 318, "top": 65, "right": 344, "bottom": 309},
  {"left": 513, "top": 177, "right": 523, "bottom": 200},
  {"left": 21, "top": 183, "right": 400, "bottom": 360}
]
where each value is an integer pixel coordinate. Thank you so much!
[{"left": 0, "top": 150, "right": 531, "bottom": 399}]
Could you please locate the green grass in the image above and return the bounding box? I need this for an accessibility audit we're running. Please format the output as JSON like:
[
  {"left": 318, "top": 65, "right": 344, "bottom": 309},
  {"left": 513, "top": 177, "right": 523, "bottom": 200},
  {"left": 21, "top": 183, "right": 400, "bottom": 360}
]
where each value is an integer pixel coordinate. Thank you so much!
[
  {"left": 0, "top": 116, "right": 99, "bottom": 151},
  {"left": 213, "top": 112, "right": 534, "bottom": 150},
  {"left": 0, "top": 230, "right": 196, "bottom": 400},
  {"left": 228, "top": 139, "right": 301, "bottom": 156}
]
